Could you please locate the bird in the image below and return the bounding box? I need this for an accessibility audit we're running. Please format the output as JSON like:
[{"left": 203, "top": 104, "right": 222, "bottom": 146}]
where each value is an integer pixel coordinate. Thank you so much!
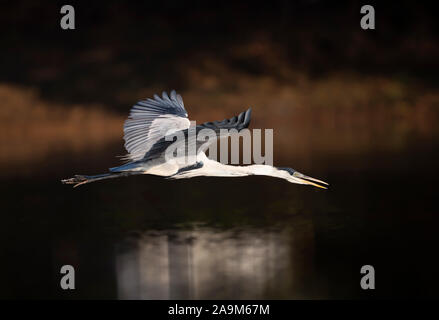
[{"left": 62, "top": 90, "right": 328, "bottom": 189}]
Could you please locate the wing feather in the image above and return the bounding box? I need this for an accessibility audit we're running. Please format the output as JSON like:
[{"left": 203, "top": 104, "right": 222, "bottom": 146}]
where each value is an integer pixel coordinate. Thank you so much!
[
  {"left": 194, "top": 107, "right": 252, "bottom": 152},
  {"left": 140, "top": 107, "right": 252, "bottom": 161},
  {"left": 123, "top": 90, "right": 190, "bottom": 161}
]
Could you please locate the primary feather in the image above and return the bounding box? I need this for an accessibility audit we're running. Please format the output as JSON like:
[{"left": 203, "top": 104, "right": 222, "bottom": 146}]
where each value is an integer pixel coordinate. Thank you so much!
[{"left": 123, "top": 90, "right": 190, "bottom": 161}]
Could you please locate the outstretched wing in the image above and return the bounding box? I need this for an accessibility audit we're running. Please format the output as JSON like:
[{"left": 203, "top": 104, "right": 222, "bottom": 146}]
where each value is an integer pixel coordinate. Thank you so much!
[
  {"left": 123, "top": 90, "right": 190, "bottom": 161},
  {"left": 141, "top": 108, "right": 252, "bottom": 161},
  {"left": 195, "top": 107, "right": 252, "bottom": 152}
]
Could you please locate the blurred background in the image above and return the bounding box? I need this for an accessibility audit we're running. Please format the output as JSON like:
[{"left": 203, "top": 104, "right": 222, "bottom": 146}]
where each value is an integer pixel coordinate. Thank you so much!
[{"left": 0, "top": 0, "right": 438, "bottom": 299}]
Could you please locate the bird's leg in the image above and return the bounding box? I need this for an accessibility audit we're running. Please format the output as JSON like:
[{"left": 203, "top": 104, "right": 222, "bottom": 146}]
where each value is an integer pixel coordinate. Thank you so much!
[{"left": 61, "top": 172, "right": 141, "bottom": 187}]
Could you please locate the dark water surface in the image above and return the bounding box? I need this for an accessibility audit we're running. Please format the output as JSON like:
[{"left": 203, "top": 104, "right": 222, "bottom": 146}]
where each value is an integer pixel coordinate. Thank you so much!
[{"left": 0, "top": 135, "right": 438, "bottom": 299}]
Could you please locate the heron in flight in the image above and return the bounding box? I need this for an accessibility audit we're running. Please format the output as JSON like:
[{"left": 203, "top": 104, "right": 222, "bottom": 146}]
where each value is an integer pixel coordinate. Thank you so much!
[{"left": 62, "top": 91, "right": 328, "bottom": 188}]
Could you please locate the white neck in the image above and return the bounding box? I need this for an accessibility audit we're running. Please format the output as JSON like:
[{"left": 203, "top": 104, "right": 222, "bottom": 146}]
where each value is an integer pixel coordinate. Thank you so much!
[
  {"left": 170, "top": 153, "right": 284, "bottom": 180},
  {"left": 194, "top": 156, "right": 277, "bottom": 178},
  {"left": 170, "top": 153, "right": 327, "bottom": 188}
]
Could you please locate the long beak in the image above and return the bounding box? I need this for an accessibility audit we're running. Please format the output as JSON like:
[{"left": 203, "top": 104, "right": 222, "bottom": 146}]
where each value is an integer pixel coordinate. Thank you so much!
[{"left": 293, "top": 172, "right": 329, "bottom": 189}]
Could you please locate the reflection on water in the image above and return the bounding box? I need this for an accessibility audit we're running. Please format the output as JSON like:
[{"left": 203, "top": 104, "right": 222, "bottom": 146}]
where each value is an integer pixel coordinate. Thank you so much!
[
  {"left": 1, "top": 133, "right": 439, "bottom": 299},
  {"left": 116, "top": 228, "right": 306, "bottom": 299}
]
